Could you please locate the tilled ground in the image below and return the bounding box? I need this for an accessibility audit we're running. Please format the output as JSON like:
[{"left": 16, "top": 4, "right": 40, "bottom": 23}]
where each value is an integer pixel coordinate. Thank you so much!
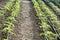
[
  {"left": 11, "top": 0, "right": 42, "bottom": 40},
  {"left": 0, "top": 0, "right": 42, "bottom": 40}
]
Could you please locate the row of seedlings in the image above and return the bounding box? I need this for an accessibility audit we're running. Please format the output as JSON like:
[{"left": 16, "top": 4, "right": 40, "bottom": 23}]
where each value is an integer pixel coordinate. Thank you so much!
[
  {"left": 0, "top": 0, "right": 15, "bottom": 40},
  {"left": 0, "top": 0, "right": 15, "bottom": 17},
  {"left": 32, "top": 0, "right": 58, "bottom": 40},
  {"left": 43, "top": 0, "right": 60, "bottom": 15},
  {"left": 0, "top": 0, "right": 20, "bottom": 40},
  {"left": 37, "top": 0, "right": 60, "bottom": 40},
  {"left": 52, "top": 1, "right": 60, "bottom": 8}
]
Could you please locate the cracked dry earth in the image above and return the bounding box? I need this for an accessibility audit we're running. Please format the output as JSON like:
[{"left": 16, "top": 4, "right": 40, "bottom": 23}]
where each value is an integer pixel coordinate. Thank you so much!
[{"left": 0, "top": 0, "right": 42, "bottom": 40}]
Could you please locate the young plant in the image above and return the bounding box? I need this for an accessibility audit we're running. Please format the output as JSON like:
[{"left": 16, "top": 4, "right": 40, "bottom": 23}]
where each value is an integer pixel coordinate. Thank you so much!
[
  {"left": 49, "top": 2, "right": 60, "bottom": 15},
  {"left": 1, "top": 0, "right": 20, "bottom": 40},
  {"left": 37, "top": 0, "right": 60, "bottom": 39},
  {"left": 0, "top": 0, "right": 15, "bottom": 17},
  {"left": 32, "top": 0, "right": 58, "bottom": 40}
]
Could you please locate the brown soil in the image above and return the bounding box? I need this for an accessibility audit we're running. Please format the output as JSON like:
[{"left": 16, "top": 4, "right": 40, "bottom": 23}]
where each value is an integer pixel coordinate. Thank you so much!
[
  {"left": 0, "top": 0, "right": 8, "bottom": 40},
  {"left": 0, "top": 0, "right": 42, "bottom": 40},
  {"left": 11, "top": 0, "right": 42, "bottom": 40}
]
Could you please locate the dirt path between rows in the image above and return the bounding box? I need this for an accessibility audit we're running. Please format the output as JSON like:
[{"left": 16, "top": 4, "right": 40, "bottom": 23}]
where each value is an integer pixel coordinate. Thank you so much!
[{"left": 11, "top": 0, "right": 42, "bottom": 40}]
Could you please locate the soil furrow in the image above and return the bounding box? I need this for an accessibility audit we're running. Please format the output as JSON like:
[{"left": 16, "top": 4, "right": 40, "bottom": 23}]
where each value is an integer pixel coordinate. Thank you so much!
[{"left": 11, "top": 0, "right": 42, "bottom": 40}]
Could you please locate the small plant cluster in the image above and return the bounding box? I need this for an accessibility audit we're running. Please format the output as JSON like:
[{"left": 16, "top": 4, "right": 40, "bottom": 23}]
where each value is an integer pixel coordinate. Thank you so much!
[
  {"left": 38, "top": 0, "right": 60, "bottom": 39},
  {"left": 32, "top": 0, "right": 60, "bottom": 40},
  {"left": 40, "top": 0, "right": 60, "bottom": 39},
  {"left": 50, "top": 1, "right": 60, "bottom": 8},
  {"left": 0, "top": 0, "right": 15, "bottom": 17},
  {"left": 0, "top": 0, "right": 20, "bottom": 40},
  {"left": 49, "top": 2, "right": 60, "bottom": 15},
  {"left": 44, "top": 0, "right": 60, "bottom": 15},
  {"left": 39, "top": 0, "right": 60, "bottom": 32}
]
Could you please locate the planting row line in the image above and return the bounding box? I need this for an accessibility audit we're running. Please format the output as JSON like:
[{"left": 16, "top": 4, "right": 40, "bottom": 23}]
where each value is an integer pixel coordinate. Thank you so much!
[
  {"left": 0, "top": 0, "right": 15, "bottom": 17},
  {"left": 38, "top": 0, "right": 60, "bottom": 29},
  {"left": 38, "top": 0, "right": 60, "bottom": 40},
  {"left": 32, "top": 0, "right": 58, "bottom": 40},
  {"left": 0, "top": 0, "right": 20, "bottom": 40},
  {"left": 43, "top": 0, "right": 60, "bottom": 15},
  {"left": 52, "top": 2, "right": 60, "bottom": 8}
]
